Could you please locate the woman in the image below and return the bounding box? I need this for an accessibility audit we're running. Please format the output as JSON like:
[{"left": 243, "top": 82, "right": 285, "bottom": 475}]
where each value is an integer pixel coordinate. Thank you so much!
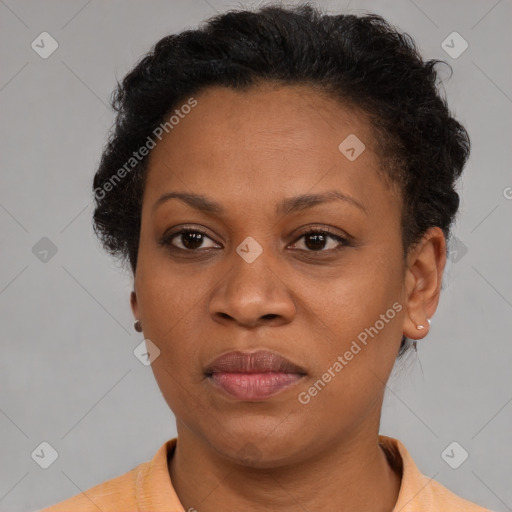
[{"left": 40, "top": 3, "right": 492, "bottom": 511}]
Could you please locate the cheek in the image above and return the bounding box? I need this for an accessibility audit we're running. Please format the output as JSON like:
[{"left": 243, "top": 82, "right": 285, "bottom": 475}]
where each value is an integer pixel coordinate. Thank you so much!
[
  {"left": 315, "top": 251, "right": 403, "bottom": 337},
  {"left": 295, "top": 296, "right": 403, "bottom": 429},
  {"left": 135, "top": 262, "right": 209, "bottom": 384},
  {"left": 136, "top": 242, "right": 206, "bottom": 333},
  {"left": 139, "top": 281, "right": 208, "bottom": 423},
  {"left": 302, "top": 250, "right": 404, "bottom": 396}
]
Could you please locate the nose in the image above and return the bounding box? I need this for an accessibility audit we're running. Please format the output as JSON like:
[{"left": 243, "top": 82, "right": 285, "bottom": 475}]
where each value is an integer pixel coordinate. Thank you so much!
[{"left": 208, "top": 249, "right": 296, "bottom": 328}]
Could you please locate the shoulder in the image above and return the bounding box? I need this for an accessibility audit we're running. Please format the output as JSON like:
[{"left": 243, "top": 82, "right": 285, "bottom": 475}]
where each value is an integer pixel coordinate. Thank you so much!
[
  {"left": 379, "top": 435, "right": 494, "bottom": 512},
  {"left": 36, "top": 438, "right": 177, "bottom": 511},
  {"left": 420, "top": 473, "right": 494, "bottom": 512},
  {"left": 37, "top": 460, "right": 148, "bottom": 512}
]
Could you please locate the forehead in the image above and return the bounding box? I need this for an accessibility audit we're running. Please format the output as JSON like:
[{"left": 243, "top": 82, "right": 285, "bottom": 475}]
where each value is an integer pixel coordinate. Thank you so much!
[{"left": 143, "top": 83, "right": 390, "bottom": 214}]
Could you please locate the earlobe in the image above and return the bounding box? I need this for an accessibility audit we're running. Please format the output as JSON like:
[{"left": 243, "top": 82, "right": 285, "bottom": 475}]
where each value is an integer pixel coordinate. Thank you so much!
[{"left": 402, "top": 227, "right": 446, "bottom": 340}]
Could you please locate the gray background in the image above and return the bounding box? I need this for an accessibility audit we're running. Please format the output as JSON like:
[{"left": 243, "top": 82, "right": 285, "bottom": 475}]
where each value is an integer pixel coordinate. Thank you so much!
[{"left": 0, "top": 0, "right": 510, "bottom": 511}]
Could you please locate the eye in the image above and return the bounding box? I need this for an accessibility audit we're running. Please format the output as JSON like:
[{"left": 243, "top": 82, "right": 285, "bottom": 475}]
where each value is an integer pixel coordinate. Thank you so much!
[
  {"left": 160, "top": 226, "right": 350, "bottom": 254},
  {"left": 163, "top": 228, "right": 220, "bottom": 251},
  {"left": 288, "top": 228, "right": 349, "bottom": 252}
]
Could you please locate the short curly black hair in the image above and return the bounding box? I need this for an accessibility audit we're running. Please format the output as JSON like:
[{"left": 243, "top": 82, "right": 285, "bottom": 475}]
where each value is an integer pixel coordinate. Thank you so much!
[{"left": 92, "top": 2, "right": 470, "bottom": 358}]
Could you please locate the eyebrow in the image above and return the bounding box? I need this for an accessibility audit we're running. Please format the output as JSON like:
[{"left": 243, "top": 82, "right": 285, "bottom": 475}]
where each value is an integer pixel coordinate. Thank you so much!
[{"left": 152, "top": 190, "right": 367, "bottom": 216}]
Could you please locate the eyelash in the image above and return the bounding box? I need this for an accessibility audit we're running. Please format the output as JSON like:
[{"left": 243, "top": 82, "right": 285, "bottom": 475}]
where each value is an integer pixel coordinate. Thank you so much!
[{"left": 160, "top": 226, "right": 350, "bottom": 254}]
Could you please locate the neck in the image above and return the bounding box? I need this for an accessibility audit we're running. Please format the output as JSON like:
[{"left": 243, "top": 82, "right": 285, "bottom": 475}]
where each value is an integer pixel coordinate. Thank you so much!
[{"left": 168, "top": 424, "right": 401, "bottom": 512}]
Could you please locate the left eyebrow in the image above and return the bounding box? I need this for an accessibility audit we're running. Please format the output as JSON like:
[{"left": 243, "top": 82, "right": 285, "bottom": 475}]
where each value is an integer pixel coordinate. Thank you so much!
[
  {"left": 152, "top": 190, "right": 367, "bottom": 216},
  {"left": 275, "top": 190, "right": 367, "bottom": 216}
]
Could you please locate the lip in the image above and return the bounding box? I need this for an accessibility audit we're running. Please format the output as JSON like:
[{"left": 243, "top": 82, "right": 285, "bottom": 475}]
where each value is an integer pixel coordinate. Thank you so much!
[{"left": 205, "top": 350, "right": 307, "bottom": 401}]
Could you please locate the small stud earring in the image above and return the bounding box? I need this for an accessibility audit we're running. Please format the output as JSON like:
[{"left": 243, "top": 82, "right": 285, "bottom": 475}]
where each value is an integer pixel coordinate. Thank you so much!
[
  {"left": 134, "top": 320, "right": 142, "bottom": 332},
  {"left": 416, "top": 324, "right": 425, "bottom": 330}
]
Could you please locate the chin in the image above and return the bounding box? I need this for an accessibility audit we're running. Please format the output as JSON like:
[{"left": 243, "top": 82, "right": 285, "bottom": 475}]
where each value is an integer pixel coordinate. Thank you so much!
[{"left": 203, "top": 419, "right": 311, "bottom": 469}]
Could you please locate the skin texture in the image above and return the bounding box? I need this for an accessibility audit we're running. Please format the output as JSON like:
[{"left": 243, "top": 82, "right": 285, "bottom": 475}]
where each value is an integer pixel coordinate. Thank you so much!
[{"left": 130, "top": 83, "right": 446, "bottom": 512}]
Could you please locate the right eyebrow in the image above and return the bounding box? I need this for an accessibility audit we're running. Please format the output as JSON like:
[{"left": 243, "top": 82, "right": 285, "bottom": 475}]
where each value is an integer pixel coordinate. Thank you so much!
[{"left": 152, "top": 192, "right": 224, "bottom": 215}]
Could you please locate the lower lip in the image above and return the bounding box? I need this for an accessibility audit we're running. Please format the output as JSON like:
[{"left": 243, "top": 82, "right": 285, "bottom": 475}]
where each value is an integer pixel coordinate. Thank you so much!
[{"left": 208, "top": 372, "right": 304, "bottom": 400}]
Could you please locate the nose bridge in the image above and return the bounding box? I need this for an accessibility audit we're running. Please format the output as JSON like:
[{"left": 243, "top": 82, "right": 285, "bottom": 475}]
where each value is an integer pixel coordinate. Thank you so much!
[
  {"left": 228, "top": 238, "right": 278, "bottom": 302},
  {"left": 208, "top": 235, "right": 295, "bottom": 326}
]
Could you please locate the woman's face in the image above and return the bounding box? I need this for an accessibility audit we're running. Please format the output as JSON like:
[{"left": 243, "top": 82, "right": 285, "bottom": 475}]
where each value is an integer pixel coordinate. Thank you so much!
[{"left": 131, "top": 84, "right": 435, "bottom": 466}]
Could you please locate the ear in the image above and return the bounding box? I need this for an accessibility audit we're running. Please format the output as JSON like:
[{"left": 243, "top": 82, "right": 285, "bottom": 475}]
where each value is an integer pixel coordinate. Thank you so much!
[
  {"left": 130, "top": 290, "right": 139, "bottom": 320},
  {"left": 403, "top": 227, "right": 447, "bottom": 340}
]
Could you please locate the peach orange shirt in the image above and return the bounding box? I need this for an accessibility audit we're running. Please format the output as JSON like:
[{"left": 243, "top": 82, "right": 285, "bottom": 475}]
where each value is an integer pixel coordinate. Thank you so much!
[{"left": 38, "top": 435, "right": 493, "bottom": 511}]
